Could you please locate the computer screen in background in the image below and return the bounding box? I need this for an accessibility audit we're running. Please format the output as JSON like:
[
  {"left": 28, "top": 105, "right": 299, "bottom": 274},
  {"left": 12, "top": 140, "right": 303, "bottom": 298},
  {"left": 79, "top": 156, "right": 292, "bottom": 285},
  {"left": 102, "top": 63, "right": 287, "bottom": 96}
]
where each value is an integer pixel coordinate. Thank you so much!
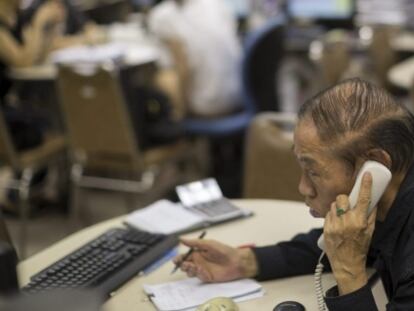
[
  {"left": 288, "top": 0, "right": 355, "bottom": 29},
  {"left": 224, "top": 0, "right": 250, "bottom": 18},
  {"left": 288, "top": 0, "right": 353, "bottom": 19}
]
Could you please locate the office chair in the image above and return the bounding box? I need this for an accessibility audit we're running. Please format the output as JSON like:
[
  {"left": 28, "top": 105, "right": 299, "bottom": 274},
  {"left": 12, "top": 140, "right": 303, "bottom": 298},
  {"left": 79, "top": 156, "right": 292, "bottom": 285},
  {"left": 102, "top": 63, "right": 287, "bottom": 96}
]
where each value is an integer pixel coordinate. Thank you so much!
[
  {"left": 0, "top": 208, "right": 12, "bottom": 246},
  {"left": 319, "top": 42, "right": 350, "bottom": 88},
  {"left": 182, "top": 16, "right": 286, "bottom": 137},
  {"left": 56, "top": 63, "right": 192, "bottom": 225},
  {"left": 0, "top": 211, "right": 18, "bottom": 295},
  {"left": 180, "top": 18, "right": 285, "bottom": 196},
  {"left": 0, "top": 109, "right": 66, "bottom": 258},
  {"left": 368, "top": 25, "right": 398, "bottom": 89},
  {"left": 242, "top": 16, "right": 285, "bottom": 113},
  {"left": 243, "top": 112, "right": 302, "bottom": 201}
]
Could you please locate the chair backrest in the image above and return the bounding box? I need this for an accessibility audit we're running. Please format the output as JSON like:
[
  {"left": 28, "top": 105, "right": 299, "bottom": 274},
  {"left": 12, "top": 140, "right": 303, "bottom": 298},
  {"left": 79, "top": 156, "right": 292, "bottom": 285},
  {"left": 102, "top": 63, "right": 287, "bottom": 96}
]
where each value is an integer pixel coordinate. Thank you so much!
[
  {"left": 241, "top": 17, "right": 285, "bottom": 113},
  {"left": 319, "top": 41, "right": 350, "bottom": 87},
  {"left": 57, "top": 64, "right": 142, "bottom": 171},
  {"left": 0, "top": 108, "right": 19, "bottom": 169},
  {"left": 243, "top": 112, "right": 302, "bottom": 201},
  {"left": 0, "top": 209, "right": 12, "bottom": 246},
  {"left": 368, "top": 25, "right": 397, "bottom": 88}
]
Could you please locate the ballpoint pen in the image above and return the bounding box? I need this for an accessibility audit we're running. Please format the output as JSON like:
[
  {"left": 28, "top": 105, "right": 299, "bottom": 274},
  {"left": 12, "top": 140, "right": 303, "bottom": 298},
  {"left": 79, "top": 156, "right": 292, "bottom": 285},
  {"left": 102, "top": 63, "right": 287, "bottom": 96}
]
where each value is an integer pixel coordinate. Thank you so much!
[{"left": 170, "top": 231, "right": 207, "bottom": 275}]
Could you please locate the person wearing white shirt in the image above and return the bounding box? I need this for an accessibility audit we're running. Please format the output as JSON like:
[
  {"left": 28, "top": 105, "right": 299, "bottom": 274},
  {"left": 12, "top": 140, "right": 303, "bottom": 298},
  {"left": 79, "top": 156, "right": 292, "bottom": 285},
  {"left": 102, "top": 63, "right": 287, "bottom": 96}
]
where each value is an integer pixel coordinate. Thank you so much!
[{"left": 149, "top": 0, "right": 242, "bottom": 119}]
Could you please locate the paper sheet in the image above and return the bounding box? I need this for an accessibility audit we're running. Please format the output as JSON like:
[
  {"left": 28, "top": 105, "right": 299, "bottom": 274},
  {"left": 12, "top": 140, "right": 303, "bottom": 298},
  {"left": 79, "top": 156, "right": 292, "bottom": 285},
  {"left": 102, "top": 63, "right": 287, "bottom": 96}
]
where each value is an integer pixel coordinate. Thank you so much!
[
  {"left": 143, "top": 278, "right": 263, "bottom": 311},
  {"left": 50, "top": 42, "right": 126, "bottom": 64},
  {"left": 124, "top": 200, "right": 203, "bottom": 234}
]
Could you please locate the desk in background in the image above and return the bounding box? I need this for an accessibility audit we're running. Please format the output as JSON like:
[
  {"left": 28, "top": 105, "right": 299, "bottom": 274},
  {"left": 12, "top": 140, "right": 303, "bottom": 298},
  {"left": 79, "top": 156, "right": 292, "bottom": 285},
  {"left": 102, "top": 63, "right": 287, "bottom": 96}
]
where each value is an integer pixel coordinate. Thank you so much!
[
  {"left": 8, "top": 19, "right": 158, "bottom": 81},
  {"left": 19, "top": 199, "right": 338, "bottom": 310},
  {"left": 388, "top": 56, "right": 414, "bottom": 89},
  {"left": 7, "top": 46, "right": 159, "bottom": 82},
  {"left": 6, "top": 26, "right": 160, "bottom": 132}
]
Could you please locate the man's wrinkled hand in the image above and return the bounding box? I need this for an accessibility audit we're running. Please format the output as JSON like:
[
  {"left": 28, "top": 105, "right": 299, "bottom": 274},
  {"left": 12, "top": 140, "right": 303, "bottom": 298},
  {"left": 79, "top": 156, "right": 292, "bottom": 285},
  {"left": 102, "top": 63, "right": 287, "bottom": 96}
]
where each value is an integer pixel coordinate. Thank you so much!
[{"left": 323, "top": 172, "right": 376, "bottom": 295}]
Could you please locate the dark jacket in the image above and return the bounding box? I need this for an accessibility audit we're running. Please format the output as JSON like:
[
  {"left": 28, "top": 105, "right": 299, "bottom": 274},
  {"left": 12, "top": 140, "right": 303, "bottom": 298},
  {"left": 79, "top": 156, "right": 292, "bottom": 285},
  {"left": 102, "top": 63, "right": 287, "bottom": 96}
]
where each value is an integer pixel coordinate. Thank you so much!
[{"left": 252, "top": 163, "right": 414, "bottom": 310}]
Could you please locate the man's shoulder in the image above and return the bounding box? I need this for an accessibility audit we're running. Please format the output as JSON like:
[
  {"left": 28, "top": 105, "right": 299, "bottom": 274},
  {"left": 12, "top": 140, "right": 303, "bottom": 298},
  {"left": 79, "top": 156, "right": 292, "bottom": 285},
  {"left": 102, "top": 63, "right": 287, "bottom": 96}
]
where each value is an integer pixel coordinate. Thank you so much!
[
  {"left": 394, "top": 229, "right": 414, "bottom": 282},
  {"left": 399, "top": 184, "right": 414, "bottom": 207}
]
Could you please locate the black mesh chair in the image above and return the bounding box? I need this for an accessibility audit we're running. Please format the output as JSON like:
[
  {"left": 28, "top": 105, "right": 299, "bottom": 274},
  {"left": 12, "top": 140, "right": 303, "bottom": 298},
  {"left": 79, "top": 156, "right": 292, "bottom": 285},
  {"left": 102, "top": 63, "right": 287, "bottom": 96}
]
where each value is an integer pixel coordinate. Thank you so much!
[{"left": 242, "top": 16, "right": 285, "bottom": 113}]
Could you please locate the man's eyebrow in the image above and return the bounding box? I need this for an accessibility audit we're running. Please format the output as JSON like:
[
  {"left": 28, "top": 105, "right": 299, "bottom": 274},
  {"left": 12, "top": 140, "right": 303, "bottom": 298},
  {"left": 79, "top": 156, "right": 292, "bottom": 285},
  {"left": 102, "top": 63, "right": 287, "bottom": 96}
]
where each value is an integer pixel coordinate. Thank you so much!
[
  {"left": 292, "top": 145, "right": 319, "bottom": 166},
  {"left": 297, "top": 155, "right": 317, "bottom": 166}
]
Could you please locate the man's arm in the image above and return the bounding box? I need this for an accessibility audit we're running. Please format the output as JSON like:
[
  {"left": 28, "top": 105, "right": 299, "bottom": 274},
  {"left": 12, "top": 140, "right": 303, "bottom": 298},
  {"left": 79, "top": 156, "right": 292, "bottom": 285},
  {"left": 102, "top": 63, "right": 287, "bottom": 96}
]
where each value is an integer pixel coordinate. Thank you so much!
[
  {"left": 50, "top": 22, "right": 106, "bottom": 50},
  {"left": 252, "top": 228, "right": 324, "bottom": 280},
  {"left": 174, "top": 229, "right": 324, "bottom": 283},
  {"left": 325, "top": 283, "right": 378, "bottom": 311},
  {"left": 325, "top": 272, "right": 414, "bottom": 310}
]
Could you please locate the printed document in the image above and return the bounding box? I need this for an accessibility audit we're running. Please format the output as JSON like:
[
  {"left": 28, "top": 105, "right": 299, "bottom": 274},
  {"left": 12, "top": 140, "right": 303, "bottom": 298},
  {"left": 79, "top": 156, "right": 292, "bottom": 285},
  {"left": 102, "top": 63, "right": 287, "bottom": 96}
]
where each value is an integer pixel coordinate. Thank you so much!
[{"left": 124, "top": 200, "right": 203, "bottom": 234}]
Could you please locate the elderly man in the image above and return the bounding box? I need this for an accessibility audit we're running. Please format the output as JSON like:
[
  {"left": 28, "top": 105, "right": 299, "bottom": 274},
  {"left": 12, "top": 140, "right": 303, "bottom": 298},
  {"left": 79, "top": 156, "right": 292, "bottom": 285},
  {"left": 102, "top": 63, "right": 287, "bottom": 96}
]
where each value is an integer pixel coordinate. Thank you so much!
[{"left": 174, "top": 78, "right": 414, "bottom": 310}]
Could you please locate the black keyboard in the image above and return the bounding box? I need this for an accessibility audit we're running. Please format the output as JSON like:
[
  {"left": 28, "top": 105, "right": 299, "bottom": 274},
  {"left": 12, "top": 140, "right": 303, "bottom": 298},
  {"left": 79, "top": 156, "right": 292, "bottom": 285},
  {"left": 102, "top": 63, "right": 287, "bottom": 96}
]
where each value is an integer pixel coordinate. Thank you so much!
[{"left": 22, "top": 227, "right": 178, "bottom": 297}]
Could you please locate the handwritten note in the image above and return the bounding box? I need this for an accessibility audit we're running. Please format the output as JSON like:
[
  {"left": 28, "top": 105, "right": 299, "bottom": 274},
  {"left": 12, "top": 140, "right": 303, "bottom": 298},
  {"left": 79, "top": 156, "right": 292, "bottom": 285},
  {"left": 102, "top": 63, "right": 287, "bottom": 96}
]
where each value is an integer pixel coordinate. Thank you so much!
[{"left": 143, "top": 278, "right": 263, "bottom": 311}]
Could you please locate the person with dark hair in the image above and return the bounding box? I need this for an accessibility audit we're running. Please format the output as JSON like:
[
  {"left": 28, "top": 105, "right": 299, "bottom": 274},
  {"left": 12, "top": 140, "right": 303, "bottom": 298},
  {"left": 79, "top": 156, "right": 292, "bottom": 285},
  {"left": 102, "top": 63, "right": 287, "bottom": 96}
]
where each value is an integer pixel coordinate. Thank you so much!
[
  {"left": 21, "top": 0, "right": 105, "bottom": 50},
  {"left": 0, "top": 0, "right": 66, "bottom": 151},
  {"left": 0, "top": 0, "right": 65, "bottom": 102},
  {"left": 173, "top": 78, "right": 414, "bottom": 310}
]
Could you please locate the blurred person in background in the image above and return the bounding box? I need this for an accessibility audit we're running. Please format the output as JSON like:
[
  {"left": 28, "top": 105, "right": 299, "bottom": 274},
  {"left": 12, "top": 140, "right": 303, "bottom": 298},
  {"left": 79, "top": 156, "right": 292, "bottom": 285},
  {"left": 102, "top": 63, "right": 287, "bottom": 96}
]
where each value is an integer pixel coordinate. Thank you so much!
[
  {"left": 148, "top": 0, "right": 242, "bottom": 119},
  {"left": 0, "top": 0, "right": 65, "bottom": 151},
  {"left": 21, "top": 0, "right": 106, "bottom": 49}
]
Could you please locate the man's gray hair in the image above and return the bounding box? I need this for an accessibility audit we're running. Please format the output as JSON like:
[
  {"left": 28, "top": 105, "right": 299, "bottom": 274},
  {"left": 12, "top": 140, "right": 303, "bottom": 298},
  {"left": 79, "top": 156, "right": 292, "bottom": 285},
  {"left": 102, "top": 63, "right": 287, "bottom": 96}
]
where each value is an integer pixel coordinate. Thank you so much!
[{"left": 298, "top": 78, "right": 414, "bottom": 173}]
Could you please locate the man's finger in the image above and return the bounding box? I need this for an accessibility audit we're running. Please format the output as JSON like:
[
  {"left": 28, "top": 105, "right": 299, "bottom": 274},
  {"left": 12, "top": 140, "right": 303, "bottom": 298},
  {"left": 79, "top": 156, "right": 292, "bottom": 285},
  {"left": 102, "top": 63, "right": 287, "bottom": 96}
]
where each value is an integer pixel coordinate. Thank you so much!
[
  {"left": 181, "top": 261, "right": 196, "bottom": 272},
  {"left": 355, "top": 172, "right": 373, "bottom": 215},
  {"left": 367, "top": 206, "right": 378, "bottom": 234},
  {"left": 173, "top": 254, "right": 193, "bottom": 265},
  {"left": 336, "top": 195, "right": 350, "bottom": 218},
  {"left": 180, "top": 238, "right": 209, "bottom": 249},
  {"left": 323, "top": 203, "right": 336, "bottom": 232},
  {"left": 198, "top": 266, "right": 213, "bottom": 283},
  {"left": 336, "top": 194, "right": 350, "bottom": 212}
]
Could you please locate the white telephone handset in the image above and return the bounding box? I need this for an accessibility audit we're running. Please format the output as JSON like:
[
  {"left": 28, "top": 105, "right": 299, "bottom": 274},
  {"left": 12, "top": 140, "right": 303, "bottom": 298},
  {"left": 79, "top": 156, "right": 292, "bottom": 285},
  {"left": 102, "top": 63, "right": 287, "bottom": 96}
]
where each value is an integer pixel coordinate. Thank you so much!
[{"left": 317, "top": 161, "right": 392, "bottom": 250}]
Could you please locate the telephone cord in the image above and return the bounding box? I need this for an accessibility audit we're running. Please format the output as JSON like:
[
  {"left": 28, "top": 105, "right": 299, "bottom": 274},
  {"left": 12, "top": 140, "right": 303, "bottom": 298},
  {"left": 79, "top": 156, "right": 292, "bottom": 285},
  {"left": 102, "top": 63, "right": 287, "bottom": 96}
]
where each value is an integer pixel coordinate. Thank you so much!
[{"left": 315, "top": 251, "right": 327, "bottom": 311}]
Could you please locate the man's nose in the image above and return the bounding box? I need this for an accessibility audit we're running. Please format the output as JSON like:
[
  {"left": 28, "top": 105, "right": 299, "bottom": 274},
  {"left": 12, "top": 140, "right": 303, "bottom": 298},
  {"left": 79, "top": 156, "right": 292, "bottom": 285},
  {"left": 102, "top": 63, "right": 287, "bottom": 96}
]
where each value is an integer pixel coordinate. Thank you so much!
[{"left": 298, "top": 174, "right": 315, "bottom": 198}]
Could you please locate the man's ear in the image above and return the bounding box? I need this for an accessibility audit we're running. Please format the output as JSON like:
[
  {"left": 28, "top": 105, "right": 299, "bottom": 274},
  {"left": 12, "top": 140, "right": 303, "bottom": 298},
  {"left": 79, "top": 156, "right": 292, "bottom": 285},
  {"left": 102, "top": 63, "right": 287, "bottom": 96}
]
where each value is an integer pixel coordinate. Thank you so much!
[{"left": 366, "top": 149, "right": 392, "bottom": 169}]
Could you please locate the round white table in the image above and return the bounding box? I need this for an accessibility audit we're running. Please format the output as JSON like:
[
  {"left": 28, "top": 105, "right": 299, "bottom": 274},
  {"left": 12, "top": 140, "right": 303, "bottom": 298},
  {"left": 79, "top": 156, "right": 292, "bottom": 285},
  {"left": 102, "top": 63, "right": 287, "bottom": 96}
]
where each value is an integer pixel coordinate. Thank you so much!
[{"left": 18, "top": 199, "right": 341, "bottom": 310}]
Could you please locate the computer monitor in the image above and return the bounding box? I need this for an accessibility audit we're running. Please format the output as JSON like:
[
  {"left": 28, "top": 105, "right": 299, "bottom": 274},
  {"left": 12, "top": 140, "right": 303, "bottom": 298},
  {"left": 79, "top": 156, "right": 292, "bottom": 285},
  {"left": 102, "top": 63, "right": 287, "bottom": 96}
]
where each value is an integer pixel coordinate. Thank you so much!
[{"left": 288, "top": 0, "right": 355, "bottom": 28}]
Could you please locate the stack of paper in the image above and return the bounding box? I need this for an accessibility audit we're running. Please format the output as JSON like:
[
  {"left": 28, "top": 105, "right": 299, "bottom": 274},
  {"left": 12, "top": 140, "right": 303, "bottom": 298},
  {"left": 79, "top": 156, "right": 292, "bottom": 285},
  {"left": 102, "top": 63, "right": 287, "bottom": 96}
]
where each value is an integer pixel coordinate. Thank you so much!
[
  {"left": 50, "top": 42, "right": 126, "bottom": 65},
  {"left": 124, "top": 200, "right": 204, "bottom": 234},
  {"left": 143, "top": 278, "right": 264, "bottom": 311}
]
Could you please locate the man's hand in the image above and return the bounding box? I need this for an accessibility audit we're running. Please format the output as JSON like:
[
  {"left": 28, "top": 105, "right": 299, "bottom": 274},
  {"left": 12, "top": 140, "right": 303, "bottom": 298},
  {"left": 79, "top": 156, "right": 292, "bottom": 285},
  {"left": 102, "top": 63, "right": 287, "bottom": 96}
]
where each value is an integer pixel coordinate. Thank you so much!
[
  {"left": 324, "top": 172, "right": 377, "bottom": 295},
  {"left": 173, "top": 239, "right": 258, "bottom": 282}
]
